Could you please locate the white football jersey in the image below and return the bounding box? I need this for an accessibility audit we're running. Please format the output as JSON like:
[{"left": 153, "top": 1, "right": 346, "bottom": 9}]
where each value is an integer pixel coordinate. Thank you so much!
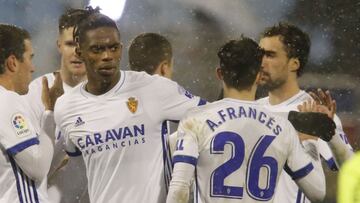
[
  {"left": 0, "top": 86, "right": 42, "bottom": 202},
  {"left": 25, "top": 73, "right": 88, "bottom": 203},
  {"left": 257, "top": 90, "right": 353, "bottom": 203},
  {"left": 54, "top": 70, "right": 205, "bottom": 203},
  {"left": 172, "top": 98, "right": 314, "bottom": 203}
]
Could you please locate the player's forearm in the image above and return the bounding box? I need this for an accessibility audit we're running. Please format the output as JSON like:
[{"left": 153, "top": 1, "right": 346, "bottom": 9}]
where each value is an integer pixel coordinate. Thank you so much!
[
  {"left": 167, "top": 163, "right": 194, "bottom": 203},
  {"left": 14, "top": 131, "right": 54, "bottom": 181},
  {"left": 295, "top": 162, "right": 326, "bottom": 202},
  {"left": 327, "top": 132, "right": 354, "bottom": 166}
]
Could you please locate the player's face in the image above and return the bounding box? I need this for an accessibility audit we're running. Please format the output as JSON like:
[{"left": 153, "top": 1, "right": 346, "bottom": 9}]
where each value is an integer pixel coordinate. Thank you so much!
[
  {"left": 15, "top": 39, "right": 35, "bottom": 95},
  {"left": 57, "top": 27, "right": 86, "bottom": 76},
  {"left": 80, "top": 27, "right": 122, "bottom": 83},
  {"left": 259, "top": 36, "right": 291, "bottom": 90}
]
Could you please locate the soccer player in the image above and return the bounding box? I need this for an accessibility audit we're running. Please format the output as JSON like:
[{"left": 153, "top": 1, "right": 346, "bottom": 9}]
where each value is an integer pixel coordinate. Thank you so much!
[
  {"left": 0, "top": 24, "right": 56, "bottom": 203},
  {"left": 24, "top": 8, "right": 90, "bottom": 203},
  {"left": 166, "top": 37, "right": 326, "bottom": 203},
  {"left": 54, "top": 10, "right": 206, "bottom": 203},
  {"left": 128, "top": 32, "right": 176, "bottom": 187},
  {"left": 129, "top": 32, "right": 173, "bottom": 79},
  {"left": 257, "top": 22, "right": 353, "bottom": 202}
]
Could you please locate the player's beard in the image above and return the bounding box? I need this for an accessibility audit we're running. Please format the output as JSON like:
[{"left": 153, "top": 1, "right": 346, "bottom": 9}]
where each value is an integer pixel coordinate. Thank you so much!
[{"left": 259, "top": 72, "right": 286, "bottom": 91}]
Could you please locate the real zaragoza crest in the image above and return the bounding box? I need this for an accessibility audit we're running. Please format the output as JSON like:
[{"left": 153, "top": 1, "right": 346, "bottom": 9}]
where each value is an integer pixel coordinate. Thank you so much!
[{"left": 126, "top": 97, "right": 138, "bottom": 113}]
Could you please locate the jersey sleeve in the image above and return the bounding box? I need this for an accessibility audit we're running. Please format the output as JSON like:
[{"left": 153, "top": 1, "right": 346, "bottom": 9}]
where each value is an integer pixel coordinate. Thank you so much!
[
  {"left": 284, "top": 124, "right": 315, "bottom": 180},
  {"left": 155, "top": 77, "right": 206, "bottom": 121},
  {"left": 172, "top": 117, "right": 201, "bottom": 167},
  {"left": 0, "top": 97, "right": 39, "bottom": 156}
]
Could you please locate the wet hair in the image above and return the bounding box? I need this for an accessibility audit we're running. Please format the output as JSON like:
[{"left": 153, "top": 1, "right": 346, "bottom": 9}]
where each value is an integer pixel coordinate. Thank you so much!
[
  {"left": 261, "top": 22, "right": 310, "bottom": 76},
  {"left": 218, "top": 36, "right": 264, "bottom": 90},
  {"left": 73, "top": 6, "right": 120, "bottom": 47},
  {"left": 0, "top": 24, "right": 30, "bottom": 74},
  {"left": 58, "top": 8, "right": 89, "bottom": 33},
  {"left": 128, "top": 33, "right": 172, "bottom": 74}
]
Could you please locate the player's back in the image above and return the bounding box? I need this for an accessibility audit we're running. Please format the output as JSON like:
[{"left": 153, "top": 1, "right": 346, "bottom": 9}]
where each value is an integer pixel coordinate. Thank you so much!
[{"left": 176, "top": 98, "right": 312, "bottom": 203}]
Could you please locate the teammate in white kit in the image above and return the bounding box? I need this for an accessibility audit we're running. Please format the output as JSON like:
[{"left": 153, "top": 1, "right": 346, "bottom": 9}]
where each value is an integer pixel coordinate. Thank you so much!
[
  {"left": 166, "top": 37, "right": 326, "bottom": 203},
  {"left": 257, "top": 22, "right": 353, "bottom": 202},
  {"left": 54, "top": 10, "right": 205, "bottom": 203},
  {"left": 24, "top": 8, "right": 90, "bottom": 203},
  {"left": 0, "top": 24, "right": 57, "bottom": 203}
]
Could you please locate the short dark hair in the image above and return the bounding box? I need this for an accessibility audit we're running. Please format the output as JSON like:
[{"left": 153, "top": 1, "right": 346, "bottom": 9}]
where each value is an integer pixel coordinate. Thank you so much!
[
  {"left": 0, "top": 24, "right": 30, "bottom": 74},
  {"left": 128, "top": 33, "right": 172, "bottom": 74},
  {"left": 218, "top": 37, "right": 264, "bottom": 90},
  {"left": 58, "top": 8, "right": 89, "bottom": 34},
  {"left": 73, "top": 7, "right": 120, "bottom": 47},
  {"left": 261, "top": 22, "right": 311, "bottom": 76}
]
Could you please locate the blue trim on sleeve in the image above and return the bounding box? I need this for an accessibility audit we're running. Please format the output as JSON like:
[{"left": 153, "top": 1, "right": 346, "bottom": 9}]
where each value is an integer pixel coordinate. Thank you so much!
[
  {"left": 325, "top": 157, "right": 338, "bottom": 171},
  {"left": 284, "top": 162, "right": 314, "bottom": 180},
  {"left": 6, "top": 137, "right": 39, "bottom": 155},
  {"left": 65, "top": 147, "right": 82, "bottom": 157},
  {"left": 197, "top": 98, "right": 207, "bottom": 106},
  {"left": 173, "top": 155, "right": 198, "bottom": 166}
]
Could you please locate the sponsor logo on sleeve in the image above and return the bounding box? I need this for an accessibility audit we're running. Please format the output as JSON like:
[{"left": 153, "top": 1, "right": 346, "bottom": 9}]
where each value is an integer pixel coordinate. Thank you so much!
[
  {"left": 177, "top": 85, "right": 194, "bottom": 99},
  {"left": 127, "top": 97, "right": 138, "bottom": 113},
  {"left": 12, "top": 113, "right": 31, "bottom": 137}
]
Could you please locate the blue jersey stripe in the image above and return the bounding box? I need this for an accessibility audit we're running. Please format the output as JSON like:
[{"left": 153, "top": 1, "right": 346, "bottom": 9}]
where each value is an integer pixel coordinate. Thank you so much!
[
  {"left": 325, "top": 157, "right": 338, "bottom": 171},
  {"left": 284, "top": 162, "right": 314, "bottom": 180},
  {"left": 65, "top": 147, "right": 82, "bottom": 157},
  {"left": 161, "top": 121, "right": 171, "bottom": 191},
  {"left": 20, "top": 170, "right": 29, "bottom": 203},
  {"left": 173, "top": 155, "right": 198, "bottom": 166},
  {"left": 31, "top": 179, "right": 39, "bottom": 203},
  {"left": 197, "top": 98, "right": 207, "bottom": 106},
  {"left": 8, "top": 156, "right": 24, "bottom": 203},
  {"left": 26, "top": 177, "right": 33, "bottom": 203},
  {"left": 6, "top": 137, "right": 39, "bottom": 155},
  {"left": 296, "top": 189, "right": 302, "bottom": 203}
]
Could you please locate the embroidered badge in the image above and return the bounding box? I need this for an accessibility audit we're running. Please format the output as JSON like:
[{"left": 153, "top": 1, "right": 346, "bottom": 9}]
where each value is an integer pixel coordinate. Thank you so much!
[
  {"left": 12, "top": 113, "right": 31, "bottom": 137},
  {"left": 127, "top": 97, "right": 138, "bottom": 113}
]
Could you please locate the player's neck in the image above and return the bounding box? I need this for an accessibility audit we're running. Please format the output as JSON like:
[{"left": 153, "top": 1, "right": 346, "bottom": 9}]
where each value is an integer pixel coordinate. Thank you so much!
[
  {"left": 224, "top": 86, "right": 256, "bottom": 101},
  {"left": 85, "top": 71, "right": 121, "bottom": 95},
  {"left": 268, "top": 79, "right": 300, "bottom": 105},
  {"left": 59, "top": 67, "right": 87, "bottom": 87},
  {"left": 0, "top": 75, "right": 15, "bottom": 92}
]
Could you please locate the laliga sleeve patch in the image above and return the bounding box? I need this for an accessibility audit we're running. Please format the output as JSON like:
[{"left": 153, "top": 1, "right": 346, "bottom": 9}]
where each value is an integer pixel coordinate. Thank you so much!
[
  {"left": 11, "top": 113, "right": 31, "bottom": 137},
  {"left": 177, "top": 85, "right": 194, "bottom": 99}
]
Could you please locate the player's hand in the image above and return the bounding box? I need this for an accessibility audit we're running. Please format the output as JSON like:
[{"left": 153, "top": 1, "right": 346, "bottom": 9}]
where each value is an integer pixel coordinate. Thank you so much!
[
  {"left": 298, "top": 99, "right": 336, "bottom": 119},
  {"left": 309, "top": 89, "right": 337, "bottom": 118},
  {"left": 42, "top": 72, "right": 64, "bottom": 111}
]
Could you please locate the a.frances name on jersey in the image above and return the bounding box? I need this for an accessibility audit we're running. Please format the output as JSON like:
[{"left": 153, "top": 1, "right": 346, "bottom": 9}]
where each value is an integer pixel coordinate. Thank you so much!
[
  {"left": 11, "top": 113, "right": 31, "bottom": 137},
  {"left": 126, "top": 97, "right": 138, "bottom": 113},
  {"left": 206, "top": 106, "right": 282, "bottom": 136},
  {"left": 76, "top": 124, "right": 146, "bottom": 156}
]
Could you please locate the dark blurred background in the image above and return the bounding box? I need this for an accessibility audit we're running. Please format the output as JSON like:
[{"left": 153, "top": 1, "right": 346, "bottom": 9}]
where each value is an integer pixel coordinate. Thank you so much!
[{"left": 1, "top": 0, "right": 359, "bottom": 202}]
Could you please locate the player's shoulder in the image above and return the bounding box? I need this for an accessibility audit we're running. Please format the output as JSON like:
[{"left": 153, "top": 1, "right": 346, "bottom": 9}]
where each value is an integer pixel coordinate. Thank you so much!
[
  {"left": 55, "top": 81, "right": 83, "bottom": 109},
  {"left": 0, "top": 87, "right": 26, "bottom": 113},
  {"left": 29, "top": 72, "right": 55, "bottom": 89},
  {"left": 124, "top": 70, "right": 174, "bottom": 85},
  {"left": 256, "top": 96, "right": 269, "bottom": 105}
]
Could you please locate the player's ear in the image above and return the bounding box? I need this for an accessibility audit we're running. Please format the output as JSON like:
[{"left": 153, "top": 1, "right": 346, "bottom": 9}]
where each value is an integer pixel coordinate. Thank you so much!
[
  {"left": 216, "top": 67, "right": 223, "bottom": 81},
  {"left": 75, "top": 46, "right": 82, "bottom": 58},
  {"left": 56, "top": 38, "right": 61, "bottom": 53},
  {"left": 255, "top": 71, "right": 262, "bottom": 85},
  {"left": 5, "top": 55, "right": 18, "bottom": 73},
  {"left": 289, "top": 57, "right": 300, "bottom": 73}
]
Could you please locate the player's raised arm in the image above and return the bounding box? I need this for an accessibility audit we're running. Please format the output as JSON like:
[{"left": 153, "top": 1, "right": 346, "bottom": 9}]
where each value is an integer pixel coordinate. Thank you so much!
[
  {"left": 285, "top": 125, "right": 326, "bottom": 202},
  {"left": 167, "top": 118, "right": 199, "bottom": 203}
]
